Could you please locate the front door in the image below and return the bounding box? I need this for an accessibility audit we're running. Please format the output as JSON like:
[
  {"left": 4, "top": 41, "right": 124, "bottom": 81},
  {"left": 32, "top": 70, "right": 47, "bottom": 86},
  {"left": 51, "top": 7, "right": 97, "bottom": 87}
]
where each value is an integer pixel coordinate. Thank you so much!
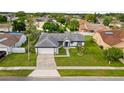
[{"left": 64, "top": 42, "right": 69, "bottom": 47}]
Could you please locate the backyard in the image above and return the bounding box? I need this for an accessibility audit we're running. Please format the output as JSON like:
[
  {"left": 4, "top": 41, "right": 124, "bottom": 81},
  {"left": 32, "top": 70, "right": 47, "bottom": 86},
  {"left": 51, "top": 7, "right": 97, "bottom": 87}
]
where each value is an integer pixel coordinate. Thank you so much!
[
  {"left": 55, "top": 36, "right": 124, "bottom": 66},
  {"left": 0, "top": 53, "right": 36, "bottom": 66}
]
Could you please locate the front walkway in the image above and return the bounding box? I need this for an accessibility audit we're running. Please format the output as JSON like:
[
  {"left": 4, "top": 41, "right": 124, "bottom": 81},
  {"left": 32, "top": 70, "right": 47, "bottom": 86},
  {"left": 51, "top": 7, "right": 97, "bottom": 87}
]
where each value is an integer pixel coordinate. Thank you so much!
[
  {"left": 57, "top": 66, "right": 124, "bottom": 70},
  {"left": 55, "top": 48, "right": 70, "bottom": 57},
  {"left": 29, "top": 54, "right": 60, "bottom": 77}
]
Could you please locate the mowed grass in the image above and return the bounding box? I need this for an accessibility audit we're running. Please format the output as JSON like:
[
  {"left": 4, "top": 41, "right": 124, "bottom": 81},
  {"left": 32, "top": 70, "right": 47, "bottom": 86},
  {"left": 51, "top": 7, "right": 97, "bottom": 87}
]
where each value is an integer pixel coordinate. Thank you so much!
[
  {"left": 55, "top": 36, "right": 124, "bottom": 66},
  {"left": 0, "top": 53, "right": 36, "bottom": 66},
  {"left": 0, "top": 70, "right": 33, "bottom": 76},
  {"left": 59, "top": 70, "right": 124, "bottom": 76}
]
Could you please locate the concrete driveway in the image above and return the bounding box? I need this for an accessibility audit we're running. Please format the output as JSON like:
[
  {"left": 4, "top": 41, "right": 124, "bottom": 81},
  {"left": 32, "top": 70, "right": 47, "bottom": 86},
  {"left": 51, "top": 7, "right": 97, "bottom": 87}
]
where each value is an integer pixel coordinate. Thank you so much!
[{"left": 29, "top": 54, "right": 60, "bottom": 77}]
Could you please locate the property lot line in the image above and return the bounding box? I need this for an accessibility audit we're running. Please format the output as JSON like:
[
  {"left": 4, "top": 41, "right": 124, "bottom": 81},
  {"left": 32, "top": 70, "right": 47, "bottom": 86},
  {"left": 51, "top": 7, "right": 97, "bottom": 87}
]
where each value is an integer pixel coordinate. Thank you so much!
[
  {"left": 57, "top": 66, "right": 124, "bottom": 70},
  {"left": 0, "top": 66, "right": 35, "bottom": 70}
]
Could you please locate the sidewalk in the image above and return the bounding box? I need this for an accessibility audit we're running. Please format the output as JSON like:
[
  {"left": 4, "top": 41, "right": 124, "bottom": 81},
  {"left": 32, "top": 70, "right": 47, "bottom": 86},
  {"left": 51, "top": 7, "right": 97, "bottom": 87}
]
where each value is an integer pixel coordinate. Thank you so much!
[
  {"left": 57, "top": 66, "right": 124, "bottom": 70},
  {"left": 0, "top": 66, "right": 35, "bottom": 70}
]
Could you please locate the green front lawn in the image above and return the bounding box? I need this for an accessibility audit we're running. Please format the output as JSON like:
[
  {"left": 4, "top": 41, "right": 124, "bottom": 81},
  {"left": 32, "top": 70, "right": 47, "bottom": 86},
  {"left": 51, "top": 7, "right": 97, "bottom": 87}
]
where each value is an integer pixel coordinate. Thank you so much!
[
  {"left": 0, "top": 70, "right": 33, "bottom": 76},
  {"left": 0, "top": 53, "right": 36, "bottom": 66},
  {"left": 55, "top": 36, "right": 124, "bottom": 66},
  {"left": 59, "top": 70, "right": 124, "bottom": 76}
]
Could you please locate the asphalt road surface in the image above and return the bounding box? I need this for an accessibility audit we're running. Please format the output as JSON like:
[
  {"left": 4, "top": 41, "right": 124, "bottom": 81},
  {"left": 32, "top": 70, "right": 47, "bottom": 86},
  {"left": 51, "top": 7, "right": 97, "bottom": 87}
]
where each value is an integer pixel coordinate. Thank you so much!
[{"left": 0, "top": 77, "right": 124, "bottom": 81}]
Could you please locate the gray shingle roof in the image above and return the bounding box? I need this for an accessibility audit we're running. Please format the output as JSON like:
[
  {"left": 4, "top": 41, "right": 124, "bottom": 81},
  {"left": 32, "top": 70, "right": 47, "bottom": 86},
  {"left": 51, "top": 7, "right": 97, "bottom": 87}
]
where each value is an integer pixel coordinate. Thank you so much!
[{"left": 35, "top": 32, "right": 84, "bottom": 48}]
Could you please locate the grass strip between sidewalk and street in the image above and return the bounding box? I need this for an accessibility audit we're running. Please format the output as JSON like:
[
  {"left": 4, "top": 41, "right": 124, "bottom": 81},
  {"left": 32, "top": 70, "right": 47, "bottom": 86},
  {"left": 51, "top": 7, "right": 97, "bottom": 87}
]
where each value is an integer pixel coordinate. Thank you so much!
[
  {"left": 0, "top": 70, "right": 33, "bottom": 76},
  {"left": 58, "top": 70, "right": 124, "bottom": 76}
]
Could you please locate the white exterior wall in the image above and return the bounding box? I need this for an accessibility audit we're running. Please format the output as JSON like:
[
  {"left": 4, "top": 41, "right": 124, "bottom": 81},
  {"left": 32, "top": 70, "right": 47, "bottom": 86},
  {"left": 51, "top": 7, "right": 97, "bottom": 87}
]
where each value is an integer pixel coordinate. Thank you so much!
[
  {"left": 11, "top": 48, "right": 26, "bottom": 53},
  {"left": 54, "top": 48, "right": 59, "bottom": 54},
  {"left": 82, "top": 42, "right": 85, "bottom": 46},
  {"left": 70, "top": 42, "right": 85, "bottom": 47},
  {"left": 70, "top": 42, "right": 77, "bottom": 47},
  {"left": 0, "top": 27, "right": 12, "bottom": 32}
]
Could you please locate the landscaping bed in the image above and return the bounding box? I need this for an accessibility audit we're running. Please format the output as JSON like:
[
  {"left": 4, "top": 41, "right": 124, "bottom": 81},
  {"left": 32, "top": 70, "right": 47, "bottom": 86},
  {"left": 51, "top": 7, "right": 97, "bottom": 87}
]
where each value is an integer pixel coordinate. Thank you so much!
[
  {"left": 55, "top": 36, "right": 124, "bottom": 66},
  {"left": 0, "top": 53, "right": 36, "bottom": 66},
  {"left": 0, "top": 70, "right": 33, "bottom": 76},
  {"left": 56, "top": 48, "right": 66, "bottom": 55},
  {"left": 59, "top": 70, "right": 124, "bottom": 76}
]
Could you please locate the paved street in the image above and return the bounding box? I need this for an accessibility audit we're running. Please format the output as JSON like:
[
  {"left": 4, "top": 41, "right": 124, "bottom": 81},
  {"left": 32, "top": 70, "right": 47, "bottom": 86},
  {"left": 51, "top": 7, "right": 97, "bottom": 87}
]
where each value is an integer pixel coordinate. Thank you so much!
[
  {"left": 0, "top": 76, "right": 124, "bottom": 81},
  {"left": 29, "top": 54, "right": 60, "bottom": 77}
]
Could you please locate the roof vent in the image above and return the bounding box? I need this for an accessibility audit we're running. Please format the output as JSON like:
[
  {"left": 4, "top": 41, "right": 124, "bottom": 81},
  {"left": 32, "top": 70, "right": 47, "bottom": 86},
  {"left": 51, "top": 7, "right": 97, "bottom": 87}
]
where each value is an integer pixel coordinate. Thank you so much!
[{"left": 105, "top": 32, "right": 113, "bottom": 35}]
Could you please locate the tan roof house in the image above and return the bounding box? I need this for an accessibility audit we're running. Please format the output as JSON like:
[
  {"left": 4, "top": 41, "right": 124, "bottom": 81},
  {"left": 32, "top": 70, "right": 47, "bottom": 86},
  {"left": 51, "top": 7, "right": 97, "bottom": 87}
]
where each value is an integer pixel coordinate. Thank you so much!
[
  {"left": 0, "top": 24, "right": 12, "bottom": 32},
  {"left": 93, "top": 29, "right": 124, "bottom": 49},
  {"left": 79, "top": 19, "right": 110, "bottom": 33}
]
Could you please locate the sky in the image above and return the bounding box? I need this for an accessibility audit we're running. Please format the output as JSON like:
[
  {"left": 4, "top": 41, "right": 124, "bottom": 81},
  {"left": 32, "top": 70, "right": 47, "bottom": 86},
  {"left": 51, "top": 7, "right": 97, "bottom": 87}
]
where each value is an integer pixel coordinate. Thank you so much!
[{"left": 0, "top": 0, "right": 124, "bottom": 13}]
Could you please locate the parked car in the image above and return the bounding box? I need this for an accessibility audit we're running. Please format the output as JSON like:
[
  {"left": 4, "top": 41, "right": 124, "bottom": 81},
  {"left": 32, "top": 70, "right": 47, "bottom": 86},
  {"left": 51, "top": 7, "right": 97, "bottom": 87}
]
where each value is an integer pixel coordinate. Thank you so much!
[{"left": 0, "top": 51, "right": 6, "bottom": 59}]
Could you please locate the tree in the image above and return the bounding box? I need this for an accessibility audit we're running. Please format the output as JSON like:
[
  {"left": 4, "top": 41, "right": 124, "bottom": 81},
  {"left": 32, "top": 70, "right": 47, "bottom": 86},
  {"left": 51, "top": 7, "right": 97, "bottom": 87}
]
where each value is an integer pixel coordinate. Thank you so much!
[
  {"left": 104, "top": 48, "right": 123, "bottom": 64},
  {"left": 58, "top": 26, "right": 66, "bottom": 33},
  {"left": 12, "top": 20, "right": 26, "bottom": 32},
  {"left": 0, "top": 15, "right": 7, "bottom": 23},
  {"left": 56, "top": 16, "right": 66, "bottom": 24},
  {"left": 118, "top": 14, "right": 124, "bottom": 22},
  {"left": 15, "top": 11, "right": 27, "bottom": 21},
  {"left": 103, "top": 16, "right": 112, "bottom": 26},
  {"left": 25, "top": 15, "right": 38, "bottom": 61},
  {"left": 15, "top": 11, "right": 26, "bottom": 17},
  {"left": 66, "top": 20, "right": 79, "bottom": 31},
  {"left": 43, "top": 22, "right": 59, "bottom": 32},
  {"left": 85, "top": 14, "right": 97, "bottom": 23}
]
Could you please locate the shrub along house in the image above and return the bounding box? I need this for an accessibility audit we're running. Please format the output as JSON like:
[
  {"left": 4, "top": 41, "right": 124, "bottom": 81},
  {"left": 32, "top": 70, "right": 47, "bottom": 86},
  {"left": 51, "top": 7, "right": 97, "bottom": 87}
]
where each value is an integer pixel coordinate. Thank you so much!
[
  {"left": 35, "top": 32, "right": 85, "bottom": 54},
  {"left": 93, "top": 29, "right": 124, "bottom": 50}
]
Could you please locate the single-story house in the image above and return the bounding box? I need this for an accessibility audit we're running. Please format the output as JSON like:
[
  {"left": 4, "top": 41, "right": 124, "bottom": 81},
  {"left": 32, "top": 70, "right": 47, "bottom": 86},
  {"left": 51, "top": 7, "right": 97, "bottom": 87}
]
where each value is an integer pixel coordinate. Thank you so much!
[
  {"left": 93, "top": 29, "right": 124, "bottom": 49},
  {"left": 35, "top": 32, "right": 85, "bottom": 54},
  {"left": 34, "top": 16, "right": 54, "bottom": 31},
  {"left": 0, "top": 24, "right": 12, "bottom": 32},
  {"left": 0, "top": 33, "right": 26, "bottom": 54},
  {"left": 79, "top": 19, "right": 110, "bottom": 33},
  {"left": 109, "top": 17, "right": 122, "bottom": 28}
]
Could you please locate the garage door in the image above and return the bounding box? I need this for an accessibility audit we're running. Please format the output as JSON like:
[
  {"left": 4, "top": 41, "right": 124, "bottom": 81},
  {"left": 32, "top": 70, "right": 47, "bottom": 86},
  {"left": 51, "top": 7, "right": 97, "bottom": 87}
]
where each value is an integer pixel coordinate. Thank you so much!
[{"left": 37, "top": 48, "right": 54, "bottom": 54}]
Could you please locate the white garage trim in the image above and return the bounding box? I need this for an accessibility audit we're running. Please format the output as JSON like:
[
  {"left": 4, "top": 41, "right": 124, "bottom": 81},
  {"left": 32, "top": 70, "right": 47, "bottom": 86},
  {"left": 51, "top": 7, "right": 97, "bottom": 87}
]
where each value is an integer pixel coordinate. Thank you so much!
[{"left": 36, "top": 48, "right": 54, "bottom": 54}]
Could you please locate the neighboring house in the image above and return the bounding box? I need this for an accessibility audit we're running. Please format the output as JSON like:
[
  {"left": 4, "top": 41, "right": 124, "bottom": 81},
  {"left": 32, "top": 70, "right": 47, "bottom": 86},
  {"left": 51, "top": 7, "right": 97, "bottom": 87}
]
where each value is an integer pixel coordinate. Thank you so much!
[
  {"left": 0, "top": 33, "right": 26, "bottom": 54},
  {"left": 34, "top": 16, "right": 54, "bottom": 30},
  {"left": 109, "top": 18, "right": 123, "bottom": 28},
  {"left": 93, "top": 29, "right": 124, "bottom": 49},
  {"left": 35, "top": 32, "right": 85, "bottom": 54},
  {"left": 79, "top": 19, "right": 110, "bottom": 33},
  {"left": 0, "top": 24, "right": 12, "bottom": 32}
]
